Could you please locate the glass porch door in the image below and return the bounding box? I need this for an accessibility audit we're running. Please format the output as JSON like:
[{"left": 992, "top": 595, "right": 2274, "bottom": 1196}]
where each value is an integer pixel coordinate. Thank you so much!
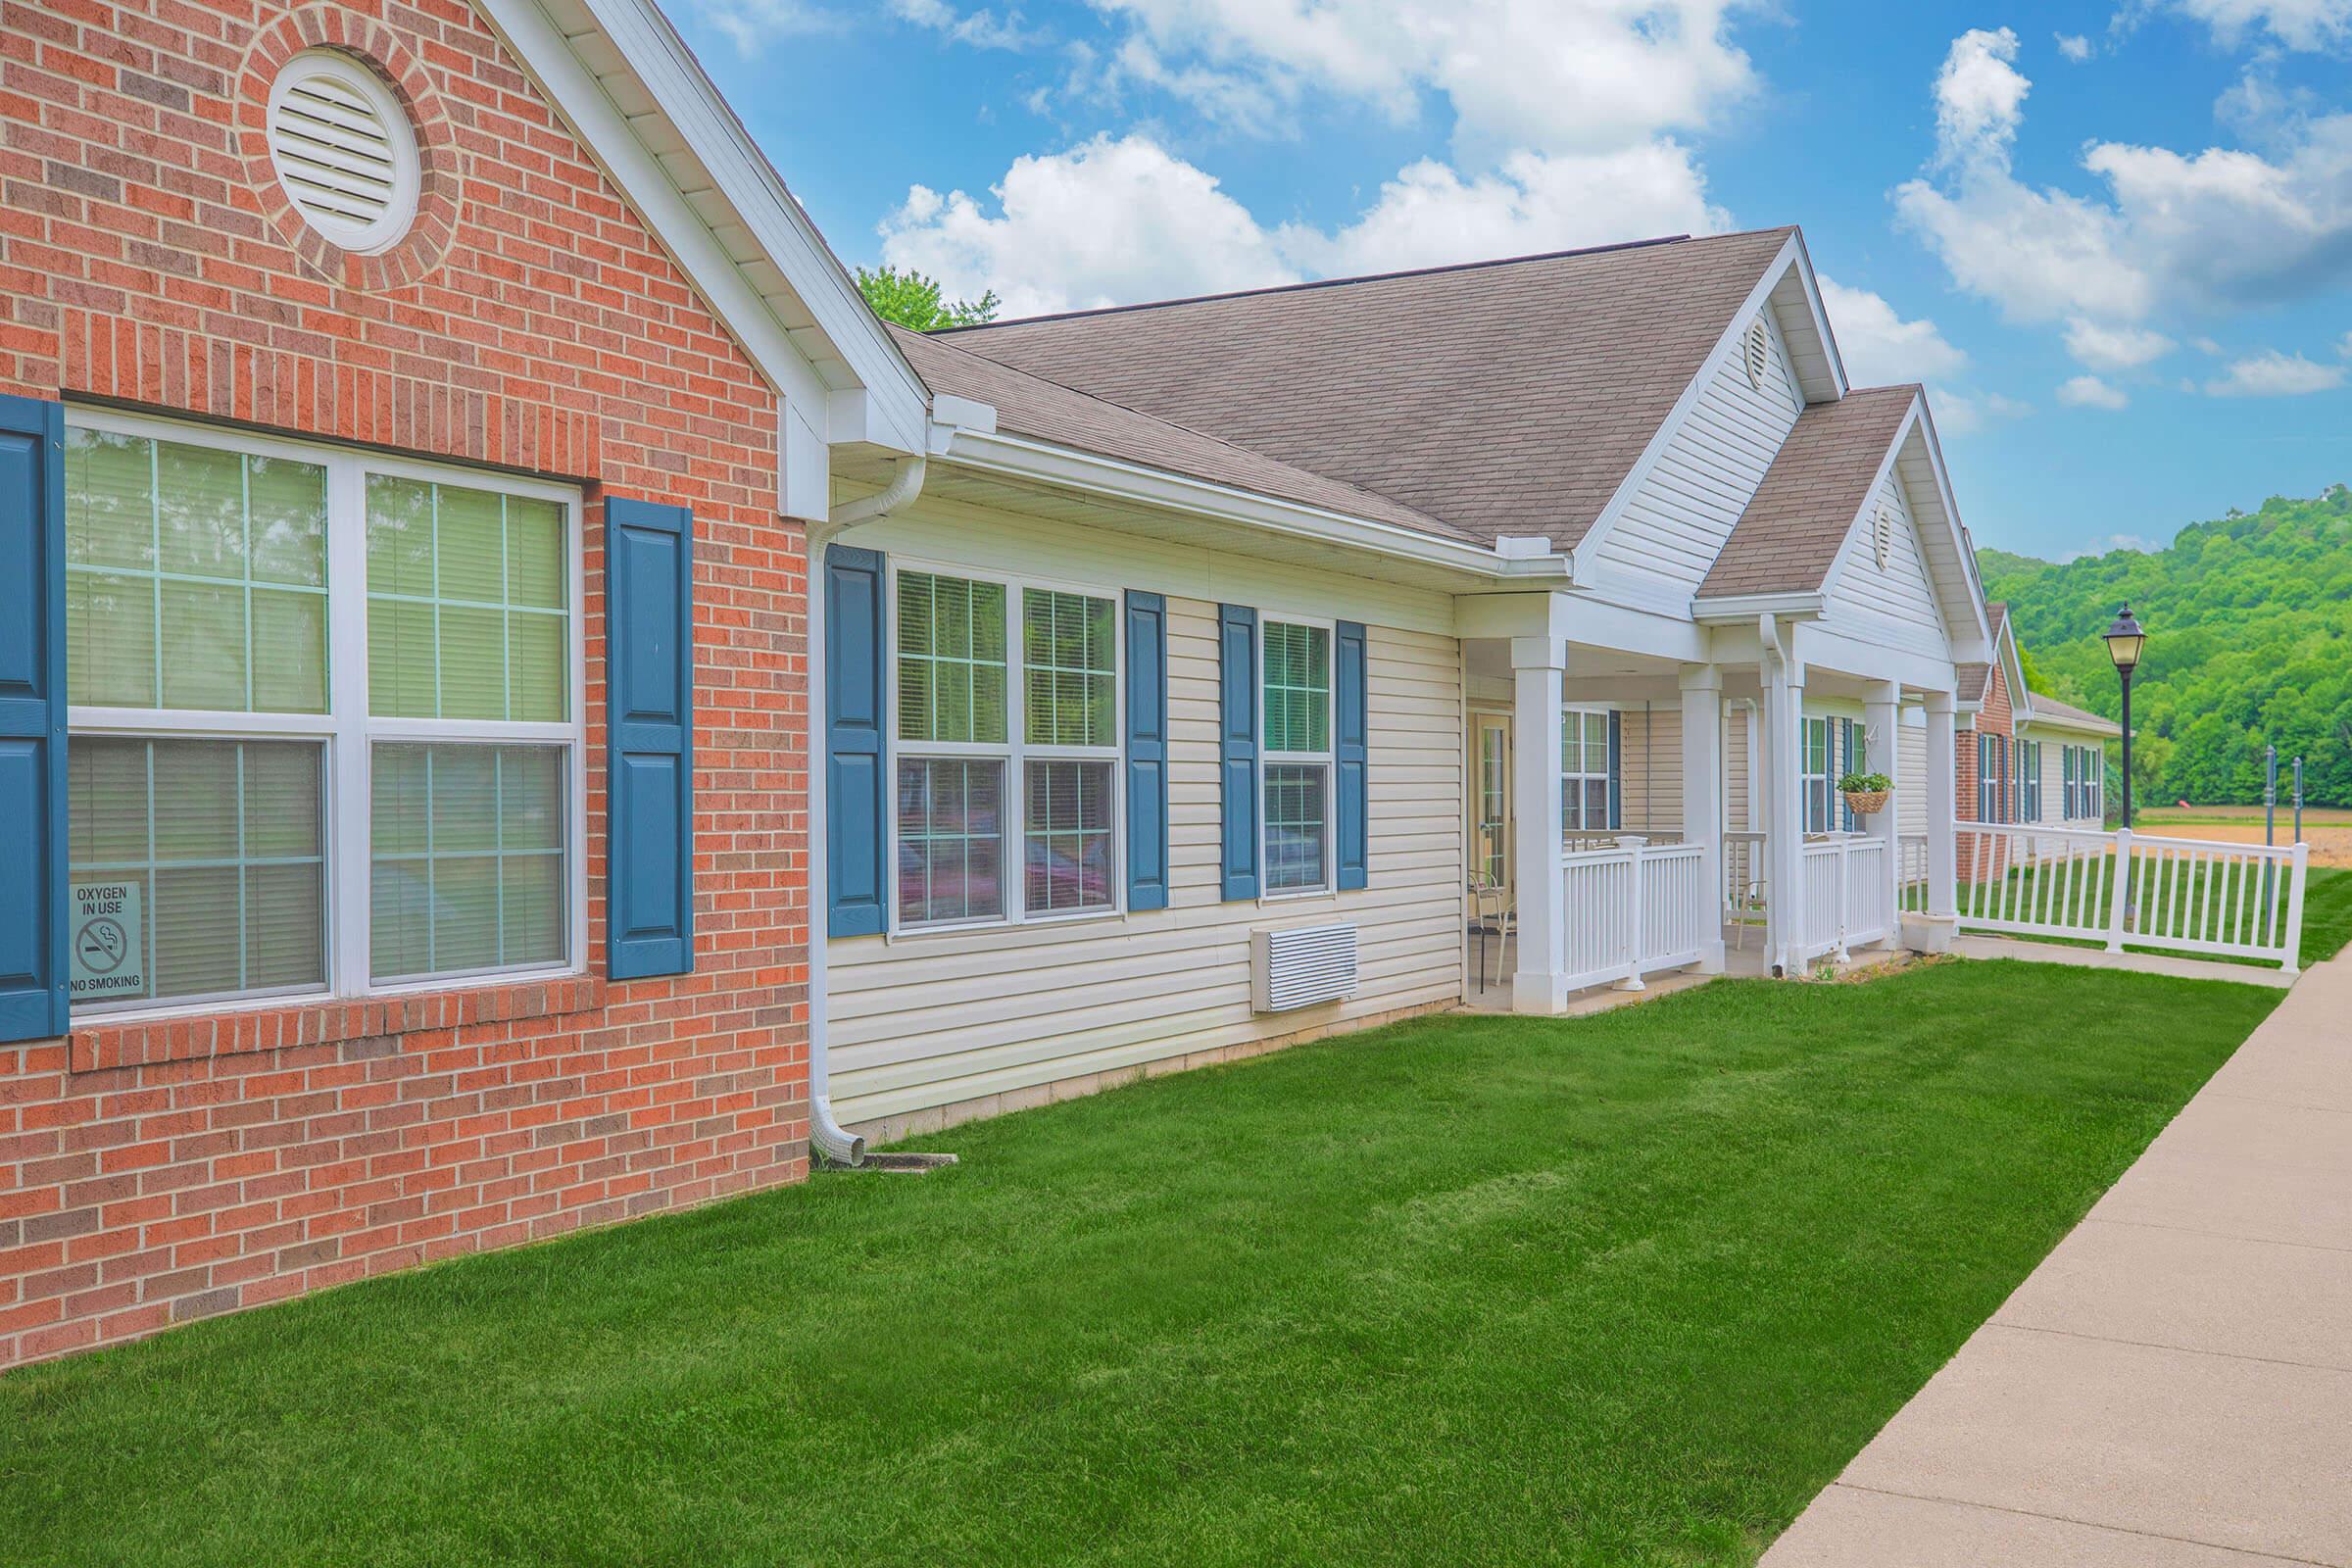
[{"left": 1472, "top": 711, "right": 1511, "bottom": 894}]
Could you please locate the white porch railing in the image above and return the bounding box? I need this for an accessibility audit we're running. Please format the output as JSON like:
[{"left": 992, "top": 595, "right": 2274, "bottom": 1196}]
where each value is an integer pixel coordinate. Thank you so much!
[
  {"left": 1897, "top": 832, "right": 1929, "bottom": 911},
  {"left": 1953, "top": 822, "right": 2309, "bottom": 973},
  {"left": 1558, "top": 836, "right": 1710, "bottom": 993},
  {"left": 1795, "top": 833, "right": 1894, "bottom": 962}
]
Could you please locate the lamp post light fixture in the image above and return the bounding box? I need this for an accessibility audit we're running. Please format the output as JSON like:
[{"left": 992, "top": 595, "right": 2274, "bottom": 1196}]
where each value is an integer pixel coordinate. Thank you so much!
[{"left": 2105, "top": 605, "right": 2147, "bottom": 928}]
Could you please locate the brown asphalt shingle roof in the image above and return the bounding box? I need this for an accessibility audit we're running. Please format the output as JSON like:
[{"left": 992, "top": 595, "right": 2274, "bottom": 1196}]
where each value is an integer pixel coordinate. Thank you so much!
[
  {"left": 930, "top": 228, "right": 1796, "bottom": 549},
  {"left": 892, "top": 327, "right": 1475, "bottom": 542},
  {"left": 1695, "top": 386, "right": 1918, "bottom": 600}
]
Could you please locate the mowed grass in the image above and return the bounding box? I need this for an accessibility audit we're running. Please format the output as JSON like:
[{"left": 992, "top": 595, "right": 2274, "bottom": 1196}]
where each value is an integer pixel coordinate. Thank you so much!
[{"left": 0, "top": 962, "right": 2280, "bottom": 1568}]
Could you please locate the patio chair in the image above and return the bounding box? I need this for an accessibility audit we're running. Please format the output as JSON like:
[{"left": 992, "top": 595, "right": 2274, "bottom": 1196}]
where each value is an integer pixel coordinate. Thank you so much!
[{"left": 1467, "top": 874, "right": 1514, "bottom": 993}]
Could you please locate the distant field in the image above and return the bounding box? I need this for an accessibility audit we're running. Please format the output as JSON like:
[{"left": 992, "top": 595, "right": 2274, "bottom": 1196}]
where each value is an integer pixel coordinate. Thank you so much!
[{"left": 2132, "top": 806, "right": 2352, "bottom": 870}]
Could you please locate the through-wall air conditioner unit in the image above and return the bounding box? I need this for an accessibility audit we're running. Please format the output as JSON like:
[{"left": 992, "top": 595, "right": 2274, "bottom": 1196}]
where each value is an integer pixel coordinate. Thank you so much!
[{"left": 1250, "top": 922, "right": 1359, "bottom": 1012}]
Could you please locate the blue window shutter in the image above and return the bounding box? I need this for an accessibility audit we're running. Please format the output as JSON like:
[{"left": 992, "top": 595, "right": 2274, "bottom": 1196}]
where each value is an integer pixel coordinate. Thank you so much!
[
  {"left": 1839, "top": 717, "right": 1857, "bottom": 832},
  {"left": 606, "top": 496, "right": 694, "bottom": 980},
  {"left": 1124, "top": 590, "right": 1169, "bottom": 911},
  {"left": 1218, "top": 603, "right": 1258, "bottom": 901},
  {"left": 1335, "top": 619, "right": 1367, "bottom": 891},
  {"left": 824, "top": 545, "right": 888, "bottom": 937},
  {"left": 0, "top": 395, "right": 66, "bottom": 1043},
  {"left": 1606, "top": 709, "right": 1623, "bottom": 830}
]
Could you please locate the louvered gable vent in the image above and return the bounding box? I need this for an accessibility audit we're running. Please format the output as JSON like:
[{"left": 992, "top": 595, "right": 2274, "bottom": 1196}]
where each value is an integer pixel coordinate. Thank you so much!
[{"left": 267, "top": 52, "right": 419, "bottom": 254}]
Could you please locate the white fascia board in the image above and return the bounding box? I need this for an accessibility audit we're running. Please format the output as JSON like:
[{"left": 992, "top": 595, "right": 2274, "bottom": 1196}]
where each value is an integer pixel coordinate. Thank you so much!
[
  {"left": 477, "top": 0, "right": 928, "bottom": 454},
  {"left": 1569, "top": 232, "right": 1805, "bottom": 584},
  {"left": 1454, "top": 590, "right": 1708, "bottom": 663},
  {"left": 1778, "top": 228, "right": 1850, "bottom": 401},
  {"left": 1791, "top": 622, "right": 1959, "bottom": 693},
  {"left": 1690, "top": 590, "right": 1827, "bottom": 622},
  {"left": 2018, "top": 711, "right": 2122, "bottom": 739},
  {"left": 943, "top": 428, "right": 1567, "bottom": 586},
  {"left": 576, "top": 0, "right": 929, "bottom": 450},
  {"left": 1906, "top": 399, "right": 1993, "bottom": 650}
]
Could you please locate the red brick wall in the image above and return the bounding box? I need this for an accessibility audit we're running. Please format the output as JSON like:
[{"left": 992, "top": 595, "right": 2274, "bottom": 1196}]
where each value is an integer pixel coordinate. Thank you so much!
[
  {"left": 1957, "top": 663, "right": 2016, "bottom": 882},
  {"left": 1, "top": 0, "right": 810, "bottom": 1367}
]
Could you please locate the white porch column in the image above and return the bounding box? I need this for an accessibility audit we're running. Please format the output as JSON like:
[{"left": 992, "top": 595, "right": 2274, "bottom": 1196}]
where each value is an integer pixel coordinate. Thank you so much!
[
  {"left": 1679, "top": 663, "right": 1726, "bottom": 974},
  {"left": 1923, "top": 689, "right": 1958, "bottom": 929},
  {"left": 1762, "top": 651, "right": 1806, "bottom": 975},
  {"left": 1511, "top": 636, "right": 1568, "bottom": 1014},
  {"left": 1864, "top": 679, "right": 1901, "bottom": 947}
]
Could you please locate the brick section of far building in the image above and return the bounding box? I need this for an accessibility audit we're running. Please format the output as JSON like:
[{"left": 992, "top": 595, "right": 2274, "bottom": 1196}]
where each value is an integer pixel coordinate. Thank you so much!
[
  {"left": 0, "top": 0, "right": 810, "bottom": 1367},
  {"left": 1956, "top": 648, "right": 2016, "bottom": 882}
]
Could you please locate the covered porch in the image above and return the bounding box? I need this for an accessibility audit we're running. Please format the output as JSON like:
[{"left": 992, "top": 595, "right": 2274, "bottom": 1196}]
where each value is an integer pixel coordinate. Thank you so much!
[{"left": 1459, "top": 602, "right": 1961, "bottom": 1014}]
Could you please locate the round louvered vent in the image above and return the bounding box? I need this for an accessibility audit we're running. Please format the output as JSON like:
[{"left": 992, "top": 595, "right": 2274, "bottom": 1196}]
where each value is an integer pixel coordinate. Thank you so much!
[{"left": 266, "top": 51, "right": 419, "bottom": 255}]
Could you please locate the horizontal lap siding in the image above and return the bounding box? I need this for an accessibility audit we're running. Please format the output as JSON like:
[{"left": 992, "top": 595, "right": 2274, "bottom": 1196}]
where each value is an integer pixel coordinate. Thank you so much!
[
  {"left": 1900, "top": 722, "right": 1929, "bottom": 836},
  {"left": 1828, "top": 470, "right": 1945, "bottom": 655},
  {"left": 1615, "top": 708, "right": 1684, "bottom": 836},
  {"left": 1592, "top": 312, "right": 1801, "bottom": 590},
  {"left": 828, "top": 599, "right": 1463, "bottom": 1127}
]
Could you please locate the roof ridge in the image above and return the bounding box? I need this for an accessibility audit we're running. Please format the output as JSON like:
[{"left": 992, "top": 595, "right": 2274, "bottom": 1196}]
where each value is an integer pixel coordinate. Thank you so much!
[
  {"left": 895, "top": 326, "right": 1474, "bottom": 539},
  {"left": 932, "top": 227, "right": 1798, "bottom": 336}
]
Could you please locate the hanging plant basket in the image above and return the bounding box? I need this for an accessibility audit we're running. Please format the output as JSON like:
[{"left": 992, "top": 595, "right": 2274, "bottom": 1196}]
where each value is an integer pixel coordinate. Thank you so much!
[{"left": 1838, "top": 772, "right": 1893, "bottom": 816}]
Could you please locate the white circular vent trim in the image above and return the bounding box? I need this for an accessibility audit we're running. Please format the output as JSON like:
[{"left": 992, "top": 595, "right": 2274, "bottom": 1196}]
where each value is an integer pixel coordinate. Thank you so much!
[{"left": 266, "top": 51, "right": 419, "bottom": 255}]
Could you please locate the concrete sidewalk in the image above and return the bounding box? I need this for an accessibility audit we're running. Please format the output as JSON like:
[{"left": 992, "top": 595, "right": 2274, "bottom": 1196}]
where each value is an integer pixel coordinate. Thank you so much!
[{"left": 1764, "top": 954, "right": 2352, "bottom": 1567}]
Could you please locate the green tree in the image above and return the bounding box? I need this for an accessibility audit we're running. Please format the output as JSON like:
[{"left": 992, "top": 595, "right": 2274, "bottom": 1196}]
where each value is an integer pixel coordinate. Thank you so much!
[
  {"left": 1981, "top": 486, "right": 2352, "bottom": 807},
  {"left": 855, "top": 265, "right": 1001, "bottom": 331}
]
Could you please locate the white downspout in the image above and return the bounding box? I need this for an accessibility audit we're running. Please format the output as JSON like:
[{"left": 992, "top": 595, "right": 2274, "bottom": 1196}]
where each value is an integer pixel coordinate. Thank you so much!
[{"left": 806, "top": 456, "right": 928, "bottom": 1167}]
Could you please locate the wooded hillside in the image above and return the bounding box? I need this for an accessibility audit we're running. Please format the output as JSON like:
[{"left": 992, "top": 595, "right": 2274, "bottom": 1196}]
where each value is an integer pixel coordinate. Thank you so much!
[{"left": 1980, "top": 485, "right": 2352, "bottom": 808}]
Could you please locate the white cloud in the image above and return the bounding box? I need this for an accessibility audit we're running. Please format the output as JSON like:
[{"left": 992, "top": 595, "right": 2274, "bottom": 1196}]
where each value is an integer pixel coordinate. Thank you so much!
[
  {"left": 1082, "top": 0, "right": 1759, "bottom": 158},
  {"left": 2058, "top": 373, "right": 2131, "bottom": 409},
  {"left": 1815, "top": 277, "right": 1968, "bottom": 385},
  {"left": 693, "top": 0, "right": 839, "bottom": 55},
  {"left": 1934, "top": 389, "right": 2032, "bottom": 435},
  {"left": 889, "top": 0, "right": 1043, "bottom": 48},
  {"left": 2203, "top": 348, "right": 2349, "bottom": 395},
  {"left": 2165, "top": 0, "right": 2352, "bottom": 51},
  {"left": 1275, "top": 145, "right": 1726, "bottom": 276},
  {"left": 2060, "top": 532, "right": 2159, "bottom": 561},
  {"left": 2056, "top": 31, "right": 2094, "bottom": 60},
  {"left": 1931, "top": 27, "right": 2031, "bottom": 167},
  {"left": 880, "top": 133, "right": 1730, "bottom": 317},
  {"left": 2064, "top": 318, "right": 2175, "bottom": 370},
  {"left": 1896, "top": 27, "right": 2352, "bottom": 327},
  {"left": 2341, "top": 329, "right": 2352, "bottom": 356},
  {"left": 878, "top": 136, "right": 1297, "bottom": 317}
]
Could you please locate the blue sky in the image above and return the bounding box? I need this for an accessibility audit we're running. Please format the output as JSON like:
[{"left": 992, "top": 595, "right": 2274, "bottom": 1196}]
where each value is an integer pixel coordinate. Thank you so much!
[{"left": 669, "top": 0, "right": 2352, "bottom": 561}]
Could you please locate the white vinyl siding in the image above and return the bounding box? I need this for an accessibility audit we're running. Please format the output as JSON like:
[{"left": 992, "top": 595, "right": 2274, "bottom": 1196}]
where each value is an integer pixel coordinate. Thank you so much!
[
  {"left": 1826, "top": 468, "right": 1945, "bottom": 654},
  {"left": 829, "top": 579, "right": 1463, "bottom": 1130},
  {"left": 1898, "top": 716, "right": 1928, "bottom": 838},
  {"left": 1613, "top": 707, "right": 1684, "bottom": 837},
  {"left": 1591, "top": 308, "right": 1803, "bottom": 593}
]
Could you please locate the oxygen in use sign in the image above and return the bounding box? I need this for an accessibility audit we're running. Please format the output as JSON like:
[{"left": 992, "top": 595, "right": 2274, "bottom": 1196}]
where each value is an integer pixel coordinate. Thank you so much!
[{"left": 69, "top": 880, "right": 144, "bottom": 1001}]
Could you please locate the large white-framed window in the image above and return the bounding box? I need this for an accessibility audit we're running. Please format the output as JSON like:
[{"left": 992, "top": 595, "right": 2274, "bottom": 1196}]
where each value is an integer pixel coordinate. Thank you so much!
[
  {"left": 1560, "top": 707, "right": 1612, "bottom": 836},
  {"left": 887, "top": 562, "right": 1122, "bottom": 931},
  {"left": 62, "top": 408, "right": 586, "bottom": 1016},
  {"left": 2017, "top": 738, "right": 2042, "bottom": 822},
  {"left": 1976, "top": 733, "right": 2000, "bottom": 823},
  {"left": 1261, "top": 617, "right": 1334, "bottom": 896}
]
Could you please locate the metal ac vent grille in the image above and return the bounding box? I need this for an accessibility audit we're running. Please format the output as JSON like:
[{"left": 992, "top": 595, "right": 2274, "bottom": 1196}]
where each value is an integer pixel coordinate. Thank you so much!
[{"left": 1251, "top": 922, "right": 1359, "bottom": 1012}]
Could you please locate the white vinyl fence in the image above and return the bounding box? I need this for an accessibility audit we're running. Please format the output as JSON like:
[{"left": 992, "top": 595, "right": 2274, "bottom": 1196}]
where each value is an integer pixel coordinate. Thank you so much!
[
  {"left": 1951, "top": 823, "right": 2308, "bottom": 974},
  {"left": 1558, "top": 837, "right": 1710, "bottom": 992},
  {"left": 1793, "top": 833, "right": 1894, "bottom": 962}
]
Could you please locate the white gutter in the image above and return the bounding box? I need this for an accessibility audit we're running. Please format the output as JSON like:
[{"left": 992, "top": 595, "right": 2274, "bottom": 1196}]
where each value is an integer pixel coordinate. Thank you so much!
[{"left": 805, "top": 455, "right": 929, "bottom": 1166}]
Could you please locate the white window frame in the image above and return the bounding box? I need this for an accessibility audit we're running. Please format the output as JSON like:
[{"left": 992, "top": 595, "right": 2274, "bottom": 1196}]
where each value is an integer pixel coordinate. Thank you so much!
[
  {"left": 1802, "top": 712, "right": 1835, "bottom": 835},
  {"left": 882, "top": 558, "right": 1125, "bottom": 935},
  {"left": 1259, "top": 613, "right": 1337, "bottom": 900},
  {"left": 1560, "top": 704, "right": 1613, "bottom": 838},
  {"left": 64, "top": 407, "right": 588, "bottom": 1018}
]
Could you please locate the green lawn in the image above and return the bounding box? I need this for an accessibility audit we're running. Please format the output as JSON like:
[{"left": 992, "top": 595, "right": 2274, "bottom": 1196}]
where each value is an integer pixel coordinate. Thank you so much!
[{"left": 1, "top": 963, "right": 2281, "bottom": 1568}]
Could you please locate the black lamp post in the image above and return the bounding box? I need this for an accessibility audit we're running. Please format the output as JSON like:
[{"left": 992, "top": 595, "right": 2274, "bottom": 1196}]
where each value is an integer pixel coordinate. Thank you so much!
[{"left": 2103, "top": 605, "right": 2146, "bottom": 830}]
